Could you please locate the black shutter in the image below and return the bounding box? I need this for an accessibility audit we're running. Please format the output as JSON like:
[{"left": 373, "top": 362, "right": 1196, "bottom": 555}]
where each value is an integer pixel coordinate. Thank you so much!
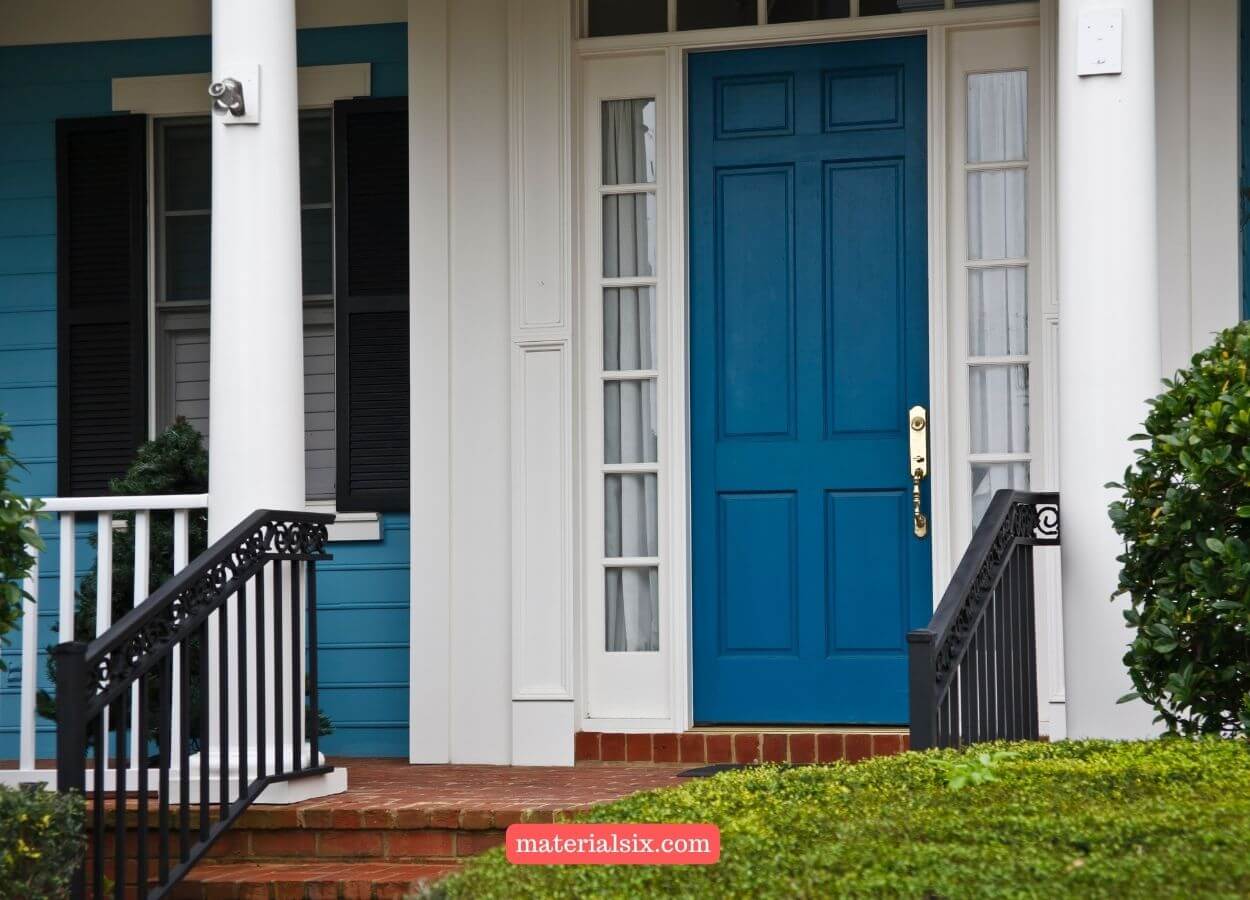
[
  {"left": 334, "top": 97, "right": 410, "bottom": 512},
  {"left": 56, "top": 115, "right": 148, "bottom": 497}
]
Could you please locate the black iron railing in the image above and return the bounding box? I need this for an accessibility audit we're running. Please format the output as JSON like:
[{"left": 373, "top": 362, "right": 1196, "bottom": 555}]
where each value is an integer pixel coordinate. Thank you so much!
[
  {"left": 52, "top": 509, "right": 334, "bottom": 900},
  {"left": 907, "top": 491, "right": 1059, "bottom": 750}
]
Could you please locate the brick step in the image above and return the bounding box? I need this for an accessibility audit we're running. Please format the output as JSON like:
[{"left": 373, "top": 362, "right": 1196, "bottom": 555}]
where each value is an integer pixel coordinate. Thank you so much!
[
  {"left": 94, "top": 826, "right": 504, "bottom": 863},
  {"left": 169, "top": 861, "right": 459, "bottom": 899},
  {"left": 574, "top": 729, "right": 911, "bottom": 765},
  {"left": 207, "top": 824, "right": 505, "bottom": 862}
]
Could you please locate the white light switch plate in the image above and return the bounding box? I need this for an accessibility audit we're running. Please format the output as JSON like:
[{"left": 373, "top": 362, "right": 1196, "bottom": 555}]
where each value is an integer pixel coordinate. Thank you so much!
[{"left": 1077, "top": 9, "right": 1123, "bottom": 76}]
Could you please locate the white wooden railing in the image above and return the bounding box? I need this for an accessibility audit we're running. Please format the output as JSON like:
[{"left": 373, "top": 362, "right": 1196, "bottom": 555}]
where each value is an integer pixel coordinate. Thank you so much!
[{"left": 2, "top": 494, "right": 209, "bottom": 787}]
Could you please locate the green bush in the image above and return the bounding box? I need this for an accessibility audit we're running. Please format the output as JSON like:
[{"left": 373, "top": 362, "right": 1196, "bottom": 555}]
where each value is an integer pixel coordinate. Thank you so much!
[
  {"left": 0, "top": 416, "right": 45, "bottom": 666},
  {"left": 438, "top": 740, "right": 1250, "bottom": 899},
  {"left": 37, "top": 421, "right": 210, "bottom": 747},
  {"left": 0, "top": 784, "right": 84, "bottom": 900},
  {"left": 37, "top": 420, "right": 333, "bottom": 745},
  {"left": 1109, "top": 322, "right": 1250, "bottom": 736}
]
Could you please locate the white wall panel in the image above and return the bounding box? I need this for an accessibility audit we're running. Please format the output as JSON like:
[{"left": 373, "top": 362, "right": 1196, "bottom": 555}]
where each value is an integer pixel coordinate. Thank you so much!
[
  {"left": 447, "top": 0, "right": 514, "bottom": 764},
  {"left": 511, "top": 343, "right": 573, "bottom": 698},
  {"left": 508, "top": 0, "right": 576, "bottom": 762},
  {"left": 1154, "top": 0, "right": 1240, "bottom": 376}
]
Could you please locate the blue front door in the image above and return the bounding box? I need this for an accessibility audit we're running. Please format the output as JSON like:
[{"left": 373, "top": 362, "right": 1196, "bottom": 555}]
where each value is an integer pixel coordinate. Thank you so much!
[{"left": 690, "top": 37, "right": 931, "bottom": 724}]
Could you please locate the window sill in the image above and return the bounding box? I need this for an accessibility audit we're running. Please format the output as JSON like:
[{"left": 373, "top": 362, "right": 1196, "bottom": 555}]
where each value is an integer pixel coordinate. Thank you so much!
[{"left": 307, "top": 502, "right": 382, "bottom": 542}]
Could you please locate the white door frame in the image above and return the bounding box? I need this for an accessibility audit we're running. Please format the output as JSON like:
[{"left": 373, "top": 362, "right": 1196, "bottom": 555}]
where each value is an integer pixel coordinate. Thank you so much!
[{"left": 574, "top": 1, "right": 1055, "bottom": 735}]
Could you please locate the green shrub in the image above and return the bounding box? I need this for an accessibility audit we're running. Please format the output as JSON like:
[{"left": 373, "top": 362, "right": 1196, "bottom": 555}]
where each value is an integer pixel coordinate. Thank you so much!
[
  {"left": 1109, "top": 322, "right": 1250, "bottom": 736},
  {"left": 37, "top": 421, "right": 210, "bottom": 747},
  {"left": 437, "top": 740, "right": 1250, "bottom": 899},
  {"left": 0, "top": 784, "right": 84, "bottom": 900},
  {"left": 0, "top": 416, "right": 45, "bottom": 666},
  {"left": 37, "top": 420, "right": 333, "bottom": 744}
]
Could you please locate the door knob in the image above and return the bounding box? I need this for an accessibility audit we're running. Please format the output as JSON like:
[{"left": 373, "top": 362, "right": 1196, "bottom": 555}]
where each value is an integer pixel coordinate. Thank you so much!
[{"left": 909, "top": 405, "right": 928, "bottom": 539}]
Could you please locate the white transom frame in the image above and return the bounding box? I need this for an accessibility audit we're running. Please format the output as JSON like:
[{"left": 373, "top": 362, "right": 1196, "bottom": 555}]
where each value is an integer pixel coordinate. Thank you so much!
[{"left": 574, "top": 3, "right": 1056, "bottom": 734}]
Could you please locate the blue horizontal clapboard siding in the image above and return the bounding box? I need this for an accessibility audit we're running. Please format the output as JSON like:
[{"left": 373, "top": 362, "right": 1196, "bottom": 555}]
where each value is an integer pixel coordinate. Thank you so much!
[{"left": 0, "top": 23, "right": 410, "bottom": 760}]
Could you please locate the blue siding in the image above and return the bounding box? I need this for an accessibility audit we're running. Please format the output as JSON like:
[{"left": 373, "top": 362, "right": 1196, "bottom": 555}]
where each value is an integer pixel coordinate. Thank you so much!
[{"left": 0, "top": 23, "right": 411, "bottom": 759}]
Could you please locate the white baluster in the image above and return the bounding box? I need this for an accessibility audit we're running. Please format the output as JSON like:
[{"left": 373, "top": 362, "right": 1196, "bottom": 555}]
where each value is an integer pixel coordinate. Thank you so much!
[
  {"left": 171, "top": 510, "right": 189, "bottom": 762},
  {"left": 131, "top": 511, "right": 150, "bottom": 769},
  {"left": 58, "top": 513, "right": 75, "bottom": 643},
  {"left": 95, "top": 512, "right": 112, "bottom": 768},
  {"left": 19, "top": 545, "right": 39, "bottom": 773}
]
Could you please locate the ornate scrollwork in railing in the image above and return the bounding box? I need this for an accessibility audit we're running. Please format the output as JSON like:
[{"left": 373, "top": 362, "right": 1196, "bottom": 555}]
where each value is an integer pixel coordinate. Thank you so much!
[
  {"left": 908, "top": 491, "right": 1060, "bottom": 751},
  {"left": 54, "top": 508, "right": 335, "bottom": 900},
  {"left": 83, "top": 512, "right": 331, "bottom": 715}
]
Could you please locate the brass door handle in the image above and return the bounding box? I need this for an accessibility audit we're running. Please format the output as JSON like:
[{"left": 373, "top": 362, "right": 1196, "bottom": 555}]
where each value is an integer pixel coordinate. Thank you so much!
[{"left": 909, "top": 405, "right": 928, "bottom": 539}]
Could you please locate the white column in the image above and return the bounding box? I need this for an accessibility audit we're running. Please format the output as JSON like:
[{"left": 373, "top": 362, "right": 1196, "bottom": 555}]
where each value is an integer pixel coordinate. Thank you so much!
[
  {"left": 1056, "top": 0, "right": 1159, "bottom": 738},
  {"left": 208, "top": 0, "right": 305, "bottom": 535},
  {"left": 204, "top": 0, "right": 344, "bottom": 803}
]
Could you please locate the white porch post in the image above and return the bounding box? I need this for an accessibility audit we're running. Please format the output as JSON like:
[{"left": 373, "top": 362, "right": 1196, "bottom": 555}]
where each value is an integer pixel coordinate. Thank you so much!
[
  {"left": 208, "top": 4, "right": 304, "bottom": 528},
  {"left": 1056, "top": 0, "right": 1159, "bottom": 738},
  {"left": 205, "top": 0, "right": 344, "bottom": 801}
]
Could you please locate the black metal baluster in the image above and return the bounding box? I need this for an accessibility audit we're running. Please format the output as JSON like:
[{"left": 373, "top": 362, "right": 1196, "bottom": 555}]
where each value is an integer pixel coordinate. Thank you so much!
[
  {"left": 958, "top": 661, "right": 972, "bottom": 748},
  {"left": 1022, "top": 546, "right": 1039, "bottom": 740},
  {"left": 993, "top": 579, "right": 1007, "bottom": 740},
  {"left": 113, "top": 691, "right": 127, "bottom": 900},
  {"left": 1016, "top": 551, "right": 1030, "bottom": 740},
  {"left": 273, "top": 559, "right": 285, "bottom": 774},
  {"left": 291, "top": 560, "right": 303, "bottom": 773},
  {"left": 237, "top": 584, "right": 248, "bottom": 795},
  {"left": 218, "top": 601, "right": 230, "bottom": 820},
  {"left": 256, "top": 567, "right": 267, "bottom": 780},
  {"left": 158, "top": 654, "right": 171, "bottom": 887},
  {"left": 972, "top": 621, "right": 987, "bottom": 743},
  {"left": 94, "top": 710, "right": 106, "bottom": 900},
  {"left": 1013, "top": 551, "right": 1028, "bottom": 740},
  {"left": 1002, "top": 554, "right": 1018, "bottom": 740},
  {"left": 180, "top": 636, "right": 192, "bottom": 861},
  {"left": 308, "top": 559, "right": 321, "bottom": 766},
  {"left": 136, "top": 670, "right": 149, "bottom": 897},
  {"left": 198, "top": 622, "right": 210, "bottom": 842}
]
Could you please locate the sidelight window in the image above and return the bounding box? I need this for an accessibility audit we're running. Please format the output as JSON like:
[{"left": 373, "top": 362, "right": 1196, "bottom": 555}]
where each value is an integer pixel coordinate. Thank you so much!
[
  {"left": 963, "top": 70, "right": 1031, "bottom": 525},
  {"left": 599, "top": 98, "right": 660, "bottom": 653}
]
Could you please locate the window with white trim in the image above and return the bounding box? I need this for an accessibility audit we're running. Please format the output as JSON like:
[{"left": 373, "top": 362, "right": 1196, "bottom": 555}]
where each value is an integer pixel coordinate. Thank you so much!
[
  {"left": 153, "top": 111, "right": 336, "bottom": 499},
  {"left": 963, "top": 70, "right": 1031, "bottom": 524},
  {"left": 582, "top": 54, "right": 672, "bottom": 723},
  {"left": 600, "top": 97, "right": 660, "bottom": 652}
]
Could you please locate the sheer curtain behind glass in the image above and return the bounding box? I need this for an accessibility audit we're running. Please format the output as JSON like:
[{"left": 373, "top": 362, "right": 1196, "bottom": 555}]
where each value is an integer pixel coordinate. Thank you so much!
[
  {"left": 966, "top": 70, "right": 1031, "bottom": 526},
  {"left": 602, "top": 98, "right": 660, "bottom": 652}
]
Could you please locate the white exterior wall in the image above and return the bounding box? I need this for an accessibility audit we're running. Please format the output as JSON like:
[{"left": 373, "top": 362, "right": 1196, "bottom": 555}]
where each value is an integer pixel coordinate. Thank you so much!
[
  {"left": 446, "top": 0, "right": 513, "bottom": 763},
  {"left": 407, "top": 0, "right": 574, "bottom": 764},
  {"left": 1155, "top": 0, "right": 1241, "bottom": 375}
]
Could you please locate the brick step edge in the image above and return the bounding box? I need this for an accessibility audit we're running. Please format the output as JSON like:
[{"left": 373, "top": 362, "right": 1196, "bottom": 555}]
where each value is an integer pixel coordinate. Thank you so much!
[
  {"left": 96, "top": 804, "right": 580, "bottom": 831},
  {"left": 170, "top": 861, "right": 460, "bottom": 900},
  {"left": 91, "top": 827, "right": 506, "bottom": 866},
  {"left": 575, "top": 730, "right": 911, "bottom": 765}
]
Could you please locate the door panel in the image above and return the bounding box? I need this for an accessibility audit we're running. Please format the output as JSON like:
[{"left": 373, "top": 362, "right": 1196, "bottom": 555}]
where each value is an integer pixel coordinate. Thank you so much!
[{"left": 690, "top": 36, "right": 930, "bottom": 725}]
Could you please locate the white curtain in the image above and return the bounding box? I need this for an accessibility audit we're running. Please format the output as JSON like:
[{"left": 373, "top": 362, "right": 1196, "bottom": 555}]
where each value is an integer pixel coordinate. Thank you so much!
[
  {"left": 967, "top": 70, "right": 1026, "bottom": 164},
  {"left": 602, "top": 98, "right": 659, "bottom": 652},
  {"left": 966, "top": 72, "right": 1031, "bottom": 528}
]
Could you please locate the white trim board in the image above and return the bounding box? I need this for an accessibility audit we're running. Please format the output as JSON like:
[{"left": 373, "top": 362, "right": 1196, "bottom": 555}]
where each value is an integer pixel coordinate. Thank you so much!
[
  {"left": 1, "top": 1, "right": 406, "bottom": 48},
  {"left": 113, "top": 64, "right": 371, "bottom": 115}
]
